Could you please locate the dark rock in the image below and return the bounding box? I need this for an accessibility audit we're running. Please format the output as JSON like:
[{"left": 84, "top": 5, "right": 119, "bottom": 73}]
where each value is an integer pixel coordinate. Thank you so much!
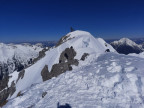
[
  {"left": 57, "top": 102, "right": 71, "bottom": 108},
  {"left": 8, "top": 81, "right": 16, "bottom": 96},
  {"left": 41, "top": 65, "right": 49, "bottom": 81},
  {"left": 16, "top": 70, "right": 25, "bottom": 83},
  {"left": 0, "top": 89, "right": 9, "bottom": 106},
  {"left": 16, "top": 91, "right": 23, "bottom": 97},
  {"left": 59, "top": 47, "right": 76, "bottom": 63},
  {"left": 41, "top": 47, "right": 79, "bottom": 81},
  {"left": 0, "top": 76, "right": 16, "bottom": 106},
  {"left": 0, "top": 76, "right": 9, "bottom": 91},
  {"left": 81, "top": 53, "right": 89, "bottom": 61},
  {"left": 70, "top": 27, "right": 75, "bottom": 32},
  {"left": 17, "top": 64, "right": 24, "bottom": 72},
  {"left": 56, "top": 35, "right": 73, "bottom": 47},
  {"left": 33, "top": 48, "right": 48, "bottom": 64},
  {"left": 50, "top": 63, "right": 70, "bottom": 77},
  {"left": 42, "top": 92, "right": 47, "bottom": 98},
  {"left": 105, "top": 49, "right": 110, "bottom": 52}
]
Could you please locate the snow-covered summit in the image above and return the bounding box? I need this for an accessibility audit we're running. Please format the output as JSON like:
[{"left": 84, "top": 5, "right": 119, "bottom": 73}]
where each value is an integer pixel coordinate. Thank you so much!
[
  {"left": 112, "top": 38, "right": 138, "bottom": 47},
  {"left": 2, "top": 30, "right": 144, "bottom": 108},
  {"left": 3, "top": 30, "right": 116, "bottom": 99},
  {"left": 111, "top": 38, "right": 143, "bottom": 54}
]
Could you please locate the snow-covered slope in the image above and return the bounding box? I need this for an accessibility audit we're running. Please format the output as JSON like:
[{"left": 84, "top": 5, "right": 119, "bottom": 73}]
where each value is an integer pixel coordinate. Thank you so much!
[
  {"left": 129, "top": 52, "right": 144, "bottom": 58},
  {"left": 3, "top": 30, "right": 144, "bottom": 108},
  {"left": 4, "top": 53, "right": 144, "bottom": 108},
  {"left": 111, "top": 38, "right": 143, "bottom": 54},
  {"left": 0, "top": 43, "right": 42, "bottom": 76},
  {"left": 6, "top": 30, "right": 116, "bottom": 99}
]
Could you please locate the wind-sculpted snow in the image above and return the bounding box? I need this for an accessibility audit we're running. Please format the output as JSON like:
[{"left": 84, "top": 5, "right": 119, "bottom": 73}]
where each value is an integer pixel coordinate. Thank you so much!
[{"left": 4, "top": 53, "right": 144, "bottom": 108}]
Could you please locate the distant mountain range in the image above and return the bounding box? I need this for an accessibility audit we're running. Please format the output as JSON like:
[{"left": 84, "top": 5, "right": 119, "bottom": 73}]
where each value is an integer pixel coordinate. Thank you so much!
[{"left": 110, "top": 38, "right": 143, "bottom": 54}]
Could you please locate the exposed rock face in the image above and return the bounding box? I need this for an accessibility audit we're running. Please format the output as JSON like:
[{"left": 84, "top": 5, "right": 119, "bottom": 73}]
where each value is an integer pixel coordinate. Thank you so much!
[
  {"left": 59, "top": 47, "right": 76, "bottom": 63},
  {"left": 105, "top": 49, "right": 110, "bottom": 52},
  {"left": 81, "top": 53, "right": 89, "bottom": 61},
  {"left": 41, "top": 47, "right": 79, "bottom": 81},
  {"left": 33, "top": 48, "right": 48, "bottom": 64},
  {"left": 42, "top": 92, "right": 47, "bottom": 98},
  {"left": 0, "top": 76, "right": 8, "bottom": 91},
  {"left": 41, "top": 65, "right": 49, "bottom": 81},
  {"left": 0, "top": 47, "right": 48, "bottom": 105},
  {"left": 16, "top": 70, "right": 25, "bottom": 83},
  {"left": 56, "top": 35, "right": 73, "bottom": 47},
  {"left": 0, "top": 79, "right": 16, "bottom": 106}
]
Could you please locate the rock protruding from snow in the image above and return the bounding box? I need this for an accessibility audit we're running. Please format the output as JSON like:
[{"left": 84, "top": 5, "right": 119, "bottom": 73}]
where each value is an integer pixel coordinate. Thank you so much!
[{"left": 111, "top": 38, "right": 143, "bottom": 54}]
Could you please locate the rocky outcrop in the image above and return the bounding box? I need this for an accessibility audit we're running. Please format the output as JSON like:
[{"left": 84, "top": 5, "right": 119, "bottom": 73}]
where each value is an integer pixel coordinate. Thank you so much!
[
  {"left": 42, "top": 92, "right": 47, "bottom": 98},
  {"left": 56, "top": 34, "right": 74, "bottom": 47},
  {"left": 41, "top": 65, "right": 49, "bottom": 81},
  {"left": 0, "top": 79, "right": 16, "bottom": 106},
  {"left": 33, "top": 48, "right": 48, "bottom": 64},
  {"left": 41, "top": 47, "right": 79, "bottom": 81},
  {"left": 0, "top": 48, "right": 48, "bottom": 106},
  {"left": 81, "top": 53, "right": 89, "bottom": 61},
  {"left": 16, "top": 70, "right": 25, "bottom": 83},
  {"left": 0, "top": 76, "right": 9, "bottom": 91},
  {"left": 105, "top": 49, "right": 110, "bottom": 52}
]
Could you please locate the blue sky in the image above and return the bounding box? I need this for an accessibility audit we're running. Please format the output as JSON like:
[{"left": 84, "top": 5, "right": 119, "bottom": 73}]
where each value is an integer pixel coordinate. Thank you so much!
[{"left": 0, "top": 0, "right": 144, "bottom": 42}]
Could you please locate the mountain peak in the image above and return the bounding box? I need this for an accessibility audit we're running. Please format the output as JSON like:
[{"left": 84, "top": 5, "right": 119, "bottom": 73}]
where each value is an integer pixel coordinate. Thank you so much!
[
  {"left": 113, "top": 38, "right": 137, "bottom": 46},
  {"left": 111, "top": 38, "right": 143, "bottom": 54}
]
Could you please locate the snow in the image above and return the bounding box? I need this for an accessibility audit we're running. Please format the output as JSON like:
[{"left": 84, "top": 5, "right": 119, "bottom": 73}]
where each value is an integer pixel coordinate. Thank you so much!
[
  {"left": 112, "top": 38, "right": 140, "bottom": 48},
  {"left": 129, "top": 52, "right": 144, "bottom": 58},
  {"left": 4, "top": 53, "right": 144, "bottom": 108},
  {"left": 4, "top": 30, "right": 144, "bottom": 107},
  {"left": 0, "top": 43, "right": 42, "bottom": 64},
  {"left": 7, "top": 30, "right": 116, "bottom": 99}
]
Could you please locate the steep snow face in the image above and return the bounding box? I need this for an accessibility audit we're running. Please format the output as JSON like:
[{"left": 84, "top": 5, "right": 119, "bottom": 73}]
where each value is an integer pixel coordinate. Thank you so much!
[
  {"left": 4, "top": 53, "right": 144, "bottom": 108},
  {"left": 0, "top": 43, "right": 43, "bottom": 75},
  {"left": 7, "top": 30, "right": 116, "bottom": 99},
  {"left": 111, "top": 38, "right": 143, "bottom": 54}
]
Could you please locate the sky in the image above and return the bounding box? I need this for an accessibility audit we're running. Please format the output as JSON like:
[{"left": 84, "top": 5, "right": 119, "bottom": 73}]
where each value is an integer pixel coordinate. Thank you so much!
[{"left": 0, "top": 0, "right": 144, "bottom": 42}]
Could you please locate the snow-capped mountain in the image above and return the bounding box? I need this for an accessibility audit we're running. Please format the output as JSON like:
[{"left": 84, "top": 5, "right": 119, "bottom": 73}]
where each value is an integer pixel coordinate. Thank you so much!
[
  {"left": 110, "top": 38, "right": 143, "bottom": 54},
  {"left": 0, "top": 43, "right": 43, "bottom": 79},
  {"left": 1, "top": 30, "right": 144, "bottom": 108}
]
